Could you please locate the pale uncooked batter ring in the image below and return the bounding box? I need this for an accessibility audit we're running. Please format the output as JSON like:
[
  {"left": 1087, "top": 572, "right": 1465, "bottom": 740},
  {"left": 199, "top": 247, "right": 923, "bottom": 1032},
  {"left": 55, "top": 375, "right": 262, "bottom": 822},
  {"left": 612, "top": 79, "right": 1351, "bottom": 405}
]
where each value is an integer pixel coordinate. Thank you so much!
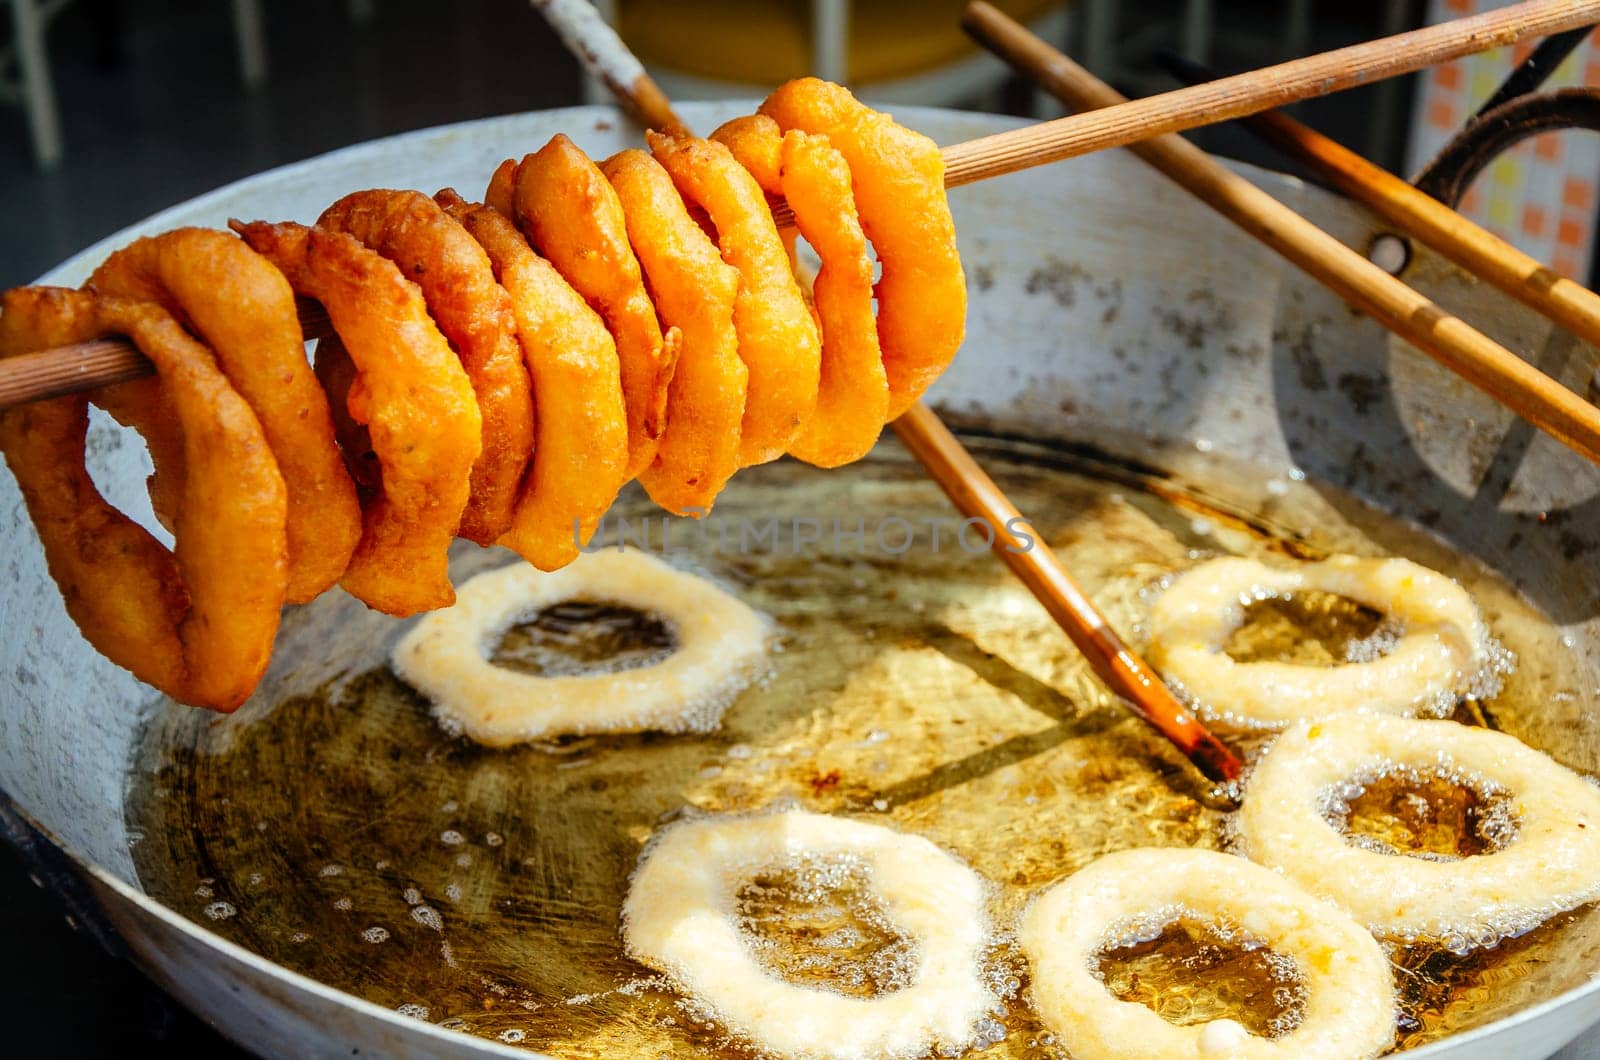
[
  {"left": 1236, "top": 714, "right": 1600, "bottom": 941},
  {"left": 622, "top": 808, "right": 996, "bottom": 1060},
  {"left": 1147, "top": 555, "right": 1492, "bottom": 727},
  {"left": 1020, "top": 847, "right": 1396, "bottom": 1060},
  {"left": 390, "top": 549, "right": 768, "bottom": 746}
]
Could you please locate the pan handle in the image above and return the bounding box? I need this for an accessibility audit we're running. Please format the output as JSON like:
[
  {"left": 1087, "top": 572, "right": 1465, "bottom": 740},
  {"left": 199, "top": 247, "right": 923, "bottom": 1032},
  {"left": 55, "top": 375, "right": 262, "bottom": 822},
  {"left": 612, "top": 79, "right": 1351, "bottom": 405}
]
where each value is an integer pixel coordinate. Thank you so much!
[{"left": 1413, "top": 88, "right": 1600, "bottom": 208}]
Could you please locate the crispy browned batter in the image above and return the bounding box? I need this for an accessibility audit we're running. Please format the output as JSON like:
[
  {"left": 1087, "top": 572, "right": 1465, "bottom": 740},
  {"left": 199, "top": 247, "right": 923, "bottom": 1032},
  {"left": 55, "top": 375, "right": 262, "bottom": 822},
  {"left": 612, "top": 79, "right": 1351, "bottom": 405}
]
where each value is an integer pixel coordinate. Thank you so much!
[
  {"left": 602, "top": 149, "right": 746, "bottom": 516},
  {"left": 318, "top": 190, "right": 533, "bottom": 545},
  {"left": 714, "top": 115, "right": 888, "bottom": 467},
  {"left": 438, "top": 189, "right": 629, "bottom": 570},
  {"left": 89, "top": 227, "right": 360, "bottom": 602},
  {"left": 649, "top": 132, "right": 820, "bottom": 467},
  {"left": 234, "top": 220, "right": 480, "bottom": 617},
  {"left": 504, "top": 135, "right": 677, "bottom": 480},
  {"left": 762, "top": 78, "right": 965, "bottom": 418},
  {"left": 0, "top": 286, "right": 287, "bottom": 710}
]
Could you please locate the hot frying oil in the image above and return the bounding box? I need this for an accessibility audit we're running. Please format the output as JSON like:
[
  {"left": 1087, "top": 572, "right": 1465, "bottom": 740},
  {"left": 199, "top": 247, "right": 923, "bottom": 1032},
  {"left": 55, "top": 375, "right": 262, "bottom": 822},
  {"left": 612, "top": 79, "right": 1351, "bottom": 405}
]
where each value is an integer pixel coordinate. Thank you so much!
[
  {"left": 1328, "top": 767, "right": 1517, "bottom": 860},
  {"left": 491, "top": 601, "right": 677, "bottom": 677},
  {"left": 1096, "top": 918, "right": 1305, "bottom": 1038},
  {"left": 1223, "top": 591, "right": 1387, "bottom": 667},
  {"left": 125, "top": 433, "right": 1600, "bottom": 1056},
  {"left": 736, "top": 857, "right": 918, "bottom": 998}
]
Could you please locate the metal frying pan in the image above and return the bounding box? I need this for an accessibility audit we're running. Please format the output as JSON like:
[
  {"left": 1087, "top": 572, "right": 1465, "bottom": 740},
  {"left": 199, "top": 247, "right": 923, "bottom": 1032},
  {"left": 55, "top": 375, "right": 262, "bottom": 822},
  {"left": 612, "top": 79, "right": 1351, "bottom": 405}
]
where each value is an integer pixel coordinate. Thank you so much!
[{"left": 2, "top": 102, "right": 1599, "bottom": 1058}]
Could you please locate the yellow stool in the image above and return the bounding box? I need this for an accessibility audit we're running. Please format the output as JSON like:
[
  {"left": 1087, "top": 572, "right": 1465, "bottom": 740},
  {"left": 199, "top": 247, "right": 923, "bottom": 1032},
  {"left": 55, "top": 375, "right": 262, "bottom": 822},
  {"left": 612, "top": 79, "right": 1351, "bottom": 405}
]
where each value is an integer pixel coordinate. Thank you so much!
[{"left": 608, "top": 0, "right": 1066, "bottom": 105}]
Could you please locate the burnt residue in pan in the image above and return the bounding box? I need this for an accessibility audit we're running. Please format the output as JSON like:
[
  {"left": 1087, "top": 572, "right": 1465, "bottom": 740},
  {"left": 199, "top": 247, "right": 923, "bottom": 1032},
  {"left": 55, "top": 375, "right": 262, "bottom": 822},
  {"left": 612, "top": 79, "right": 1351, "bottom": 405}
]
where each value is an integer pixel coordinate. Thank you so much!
[{"left": 126, "top": 434, "right": 1600, "bottom": 1056}]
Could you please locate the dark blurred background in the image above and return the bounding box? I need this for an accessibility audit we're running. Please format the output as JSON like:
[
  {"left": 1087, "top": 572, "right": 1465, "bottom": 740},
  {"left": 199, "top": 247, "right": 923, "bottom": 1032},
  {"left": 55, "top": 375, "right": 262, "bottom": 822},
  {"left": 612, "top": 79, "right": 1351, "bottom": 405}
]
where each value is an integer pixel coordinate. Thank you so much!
[
  {"left": 0, "top": 1, "right": 1590, "bottom": 1055},
  {"left": 1, "top": 0, "right": 1444, "bottom": 291}
]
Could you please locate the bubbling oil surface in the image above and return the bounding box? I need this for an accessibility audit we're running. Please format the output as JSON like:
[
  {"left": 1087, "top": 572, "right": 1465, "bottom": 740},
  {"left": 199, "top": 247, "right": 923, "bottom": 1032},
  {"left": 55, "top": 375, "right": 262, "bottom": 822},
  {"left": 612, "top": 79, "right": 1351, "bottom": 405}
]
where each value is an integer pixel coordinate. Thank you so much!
[
  {"left": 1224, "top": 592, "right": 1388, "bottom": 667},
  {"left": 125, "top": 434, "right": 1600, "bottom": 1056},
  {"left": 1329, "top": 767, "right": 1518, "bottom": 860},
  {"left": 1096, "top": 916, "right": 1306, "bottom": 1038},
  {"left": 491, "top": 602, "right": 677, "bottom": 678},
  {"left": 736, "top": 856, "right": 919, "bottom": 998}
]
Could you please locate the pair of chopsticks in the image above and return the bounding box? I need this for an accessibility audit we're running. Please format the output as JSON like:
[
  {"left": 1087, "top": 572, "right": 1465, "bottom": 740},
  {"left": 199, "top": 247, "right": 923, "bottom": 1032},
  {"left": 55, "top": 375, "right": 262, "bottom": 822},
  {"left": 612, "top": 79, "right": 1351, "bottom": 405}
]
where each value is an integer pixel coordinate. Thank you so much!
[
  {"left": 3, "top": 0, "right": 1596, "bottom": 780},
  {"left": 963, "top": 1, "right": 1600, "bottom": 468},
  {"left": 1155, "top": 49, "right": 1600, "bottom": 358},
  {"left": 3, "top": 0, "right": 1595, "bottom": 410}
]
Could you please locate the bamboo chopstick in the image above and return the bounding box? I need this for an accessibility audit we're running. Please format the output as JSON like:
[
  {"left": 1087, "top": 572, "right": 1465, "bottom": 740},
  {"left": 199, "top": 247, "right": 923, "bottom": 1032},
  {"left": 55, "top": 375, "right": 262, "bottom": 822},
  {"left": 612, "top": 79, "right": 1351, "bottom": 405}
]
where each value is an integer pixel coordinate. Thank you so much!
[
  {"left": 937, "top": 0, "right": 1600, "bottom": 198},
  {"left": 963, "top": 0, "right": 1600, "bottom": 469},
  {"left": 531, "top": 0, "right": 1245, "bottom": 782},
  {"left": 4, "top": 0, "right": 1596, "bottom": 410},
  {"left": 528, "top": 0, "right": 692, "bottom": 138},
  {"left": 890, "top": 405, "right": 1244, "bottom": 782},
  {"left": 1162, "top": 52, "right": 1600, "bottom": 360}
]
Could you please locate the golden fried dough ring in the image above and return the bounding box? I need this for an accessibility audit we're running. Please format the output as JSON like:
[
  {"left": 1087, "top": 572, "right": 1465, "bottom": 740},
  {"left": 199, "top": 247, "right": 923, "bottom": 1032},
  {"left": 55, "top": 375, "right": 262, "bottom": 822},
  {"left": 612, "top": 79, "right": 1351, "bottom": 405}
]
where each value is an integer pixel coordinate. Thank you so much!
[
  {"left": 233, "top": 220, "right": 480, "bottom": 616},
  {"left": 714, "top": 114, "right": 784, "bottom": 186},
  {"left": 0, "top": 287, "right": 287, "bottom": 710},
  {"left": 761, "top": 78, "right": 965, "bottom": 418},
  {"left": 501, "top": 135, "right": 678, "bottom": 480},
  {"left": 437, "top": 190, "right": 628, "bottom": 570},
  {"left": 486, "top": 157, "right": 517, "bottom": 218},
  {"left": 715, "top": 115, "right": 888, "bottom": 467},
  {"left": 648, "top": 132, "right": 820, "bottom": 467},
  {"left": 87, "top": 227, "right": 360, "bottom": 602},
  {"left": 601, "top": 149, "right": 746, "bottom": 515},
  {"left": 317, "top": 190, "right": 532, "bottom": 544}
]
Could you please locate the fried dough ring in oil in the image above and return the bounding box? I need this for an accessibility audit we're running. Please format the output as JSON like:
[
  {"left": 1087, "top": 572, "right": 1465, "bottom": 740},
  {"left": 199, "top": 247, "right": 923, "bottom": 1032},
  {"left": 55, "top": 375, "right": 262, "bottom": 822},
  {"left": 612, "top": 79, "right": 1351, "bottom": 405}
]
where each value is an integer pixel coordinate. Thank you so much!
[
  {"left": 1236, "top": 715, "right": 1600, "bottom": 942},
  {"left": 1148, "top": 555, "right": 1494, "bottom": 728},
  {"left": 761, "top": 78, "right": 964, "bottom": 418},
  {"left": 437, "top": 190, "right": 628, "bottom": 570},
  {"left": 1021, "top": 848, "right": 1397, "bottom": 1060},
  {"left": 714, "top": 115, "right": 888, "bottom": 467},
  {"left": 233, "top": 220, "right": 480, "bottom": 617},
  {"left": 601, "top": 149, "right": 746, "bottom": 516},
  {"left": 648, "top": 132, "right": 820, "bottom": 467},
  {"left": 495, "top": 137, "right": 678, "bottom": 480},
  {"left": 623, "top": 807, "right": 997, "bottom": 1059},
  {"left": 87, "top": 227, "right": 360, "bottom": 602},
  {"left": 392, "top": 549, "right": 770, "bottom": 746},
  {"left": 317, "top": 190, "right": 533, "bottom": 544},
  {"left": 0, "top": 287, "right": 287, "bottom": 711}
]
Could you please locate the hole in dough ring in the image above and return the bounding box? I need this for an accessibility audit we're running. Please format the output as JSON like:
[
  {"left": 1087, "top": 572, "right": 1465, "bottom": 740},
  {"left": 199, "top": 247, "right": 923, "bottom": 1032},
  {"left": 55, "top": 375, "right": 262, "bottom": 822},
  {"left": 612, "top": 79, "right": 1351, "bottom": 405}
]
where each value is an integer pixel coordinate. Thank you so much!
[
  {"left": 1236, "top": 714, "right": 1600, "bottom": 942},
  {"left": 390, "top": 549, "right": 768, "bottom": 747},
  {"left": 622, "top": 807, "right": 996, "bottom": 1060},
  {"left": 1020, "top": 848, "right": 1396, "bottom": 1060},
  {"left": 1147, "top": 555, "right": 1492, "bottom": 727}
]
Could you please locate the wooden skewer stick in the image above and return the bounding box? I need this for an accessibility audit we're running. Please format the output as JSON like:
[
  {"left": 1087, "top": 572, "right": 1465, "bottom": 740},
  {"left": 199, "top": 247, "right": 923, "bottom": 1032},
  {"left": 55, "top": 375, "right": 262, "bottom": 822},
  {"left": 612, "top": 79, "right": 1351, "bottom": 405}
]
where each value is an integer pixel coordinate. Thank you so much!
[
  {"left": 779, "top": 0, "right": 1599, "bottom": 229},
  {"left": 964, "top": 0, "right": 1600, "bottom": 469},
  {"left": 532, "top": 0, "right": 1243, "bottom": 783},
  {"left": 4, "top": 0, "right": 1596, "bottom": 410},
  {"left": 890, "top": 405, "right": 1244, "bottom": 782},
  {"left": 939, "top": 0, "right": 1600, "bottom": 196},
  {"left": 528, "top": 0, "right": 692, "bottom": 138},
  {"left": 1162, "top": 52, "right": 1600, "bottom": 361}
]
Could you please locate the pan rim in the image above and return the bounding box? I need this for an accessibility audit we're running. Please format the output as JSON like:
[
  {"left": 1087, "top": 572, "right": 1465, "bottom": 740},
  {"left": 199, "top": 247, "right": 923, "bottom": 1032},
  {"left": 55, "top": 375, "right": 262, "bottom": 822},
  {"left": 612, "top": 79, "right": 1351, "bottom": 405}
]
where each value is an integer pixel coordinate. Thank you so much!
[{"left": 8, "top": 99, "right": 1598, "bottom": 1059}]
